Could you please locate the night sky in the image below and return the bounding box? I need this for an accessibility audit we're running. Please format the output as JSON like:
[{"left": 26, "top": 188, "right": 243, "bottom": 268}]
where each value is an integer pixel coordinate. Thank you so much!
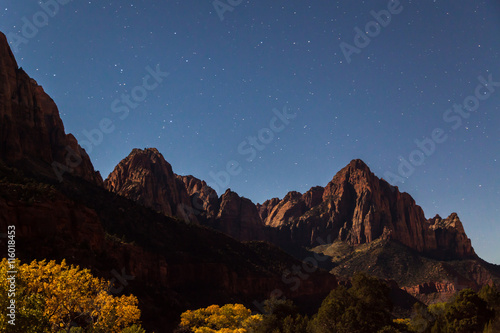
[{"left": 1, "top": 1, "right": 499, "bottom": 264}]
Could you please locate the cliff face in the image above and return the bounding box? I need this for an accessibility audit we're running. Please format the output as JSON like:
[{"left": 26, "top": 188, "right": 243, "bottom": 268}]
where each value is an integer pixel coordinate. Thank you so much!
[
  {"left": 104, "top": 148, "right": 196, "bottom": 222},
  {"left": 215, "top": 189, "right": 266, "bottom": 241},
  {"left": 103, "top": 149, "right": 493, "bottom": 307},
  {"left": 428, "top": 213, "right": 475, "bottom": 260},
  {"left": 107, "top": 148, "right": 476, "bottom": 261},
  {"left": 177, "top": 174, "right": 219, "bottom": 221},
  {"left": 106, "top": 149, "right": 267, "bottom": 240},
  {"left": 255, "top": 159, "right": 476, "bottom": 260},
  {"left": 0, "top": 32, "right": 102, "bottom": 185}
]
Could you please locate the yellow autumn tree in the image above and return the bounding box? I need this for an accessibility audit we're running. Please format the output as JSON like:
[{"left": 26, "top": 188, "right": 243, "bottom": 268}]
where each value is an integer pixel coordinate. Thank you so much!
[
  {"left": 179, "top": 303, "right": 262, "bottom": 333},
  {"left": 0, "top": 258, "right": 142, "bottom": 332}
]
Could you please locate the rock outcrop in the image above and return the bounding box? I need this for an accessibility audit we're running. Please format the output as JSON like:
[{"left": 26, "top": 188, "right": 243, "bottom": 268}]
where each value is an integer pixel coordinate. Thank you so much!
[
  {"left": 215, "top": 189, "right": 266, "bottom": 241},
  {"left": 256, "top": 159, "right": 476, "bottom": 260},
  {"left": 106, "top": 149, "right": 268, "bottom": 240},
  {"left": 177, "top": 174, "right": 219, "bottom": 221},
  {"left": 0, "top": 32, "right": 102, "bottom": 185},
  {"left": 104, "top": 148, "right": 196, "bottom": 222},
  {"left": 428, "top": 213, "right": 475, "bottom": 260},
  {"left": 107, "top": 150, "right": 477, "bottom": 261}
]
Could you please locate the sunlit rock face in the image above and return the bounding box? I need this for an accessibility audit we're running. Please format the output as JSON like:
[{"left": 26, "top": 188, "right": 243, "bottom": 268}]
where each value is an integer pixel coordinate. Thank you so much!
[{"left": 104, "top": 148, "right": 196, "bottom": 222}]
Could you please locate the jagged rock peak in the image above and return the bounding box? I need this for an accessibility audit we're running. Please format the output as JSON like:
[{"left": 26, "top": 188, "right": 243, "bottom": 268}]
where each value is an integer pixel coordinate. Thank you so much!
[
  {"left": 177, "top": 174, "right": 219, "bottom": 220},
  {"left": 328, "top": 158, "right": 376, "bottom": 186},
  {"left": 132, "top": 147, "right": 161, "bottom": 156},
  {"left": 427, "top": 213, "right": 475, "bottom": 258},
  {"left": 104, "top": 147, "right": 195, "bottom": 222},
  {"left": 347, "top": 158, "right": 370, "bottom": 170},
  {"left": 429, "top": 213, "right": 466, "bottom": 232},
  {"left": 217, "top": 187, "right": 265, "bottom": 241}
]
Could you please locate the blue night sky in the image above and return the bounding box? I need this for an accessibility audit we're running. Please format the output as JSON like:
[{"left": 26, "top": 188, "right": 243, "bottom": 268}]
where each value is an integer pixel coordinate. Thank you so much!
[{"left": 1, "top": 1, "right": 499, "bottom": 263}]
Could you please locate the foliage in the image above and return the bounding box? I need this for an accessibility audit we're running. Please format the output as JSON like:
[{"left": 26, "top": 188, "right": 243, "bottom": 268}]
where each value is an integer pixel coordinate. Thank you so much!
[
  {"left": 179, "top": 303, "right": 263, "bottom": 333},
  {"left": 393, "top": 318, "right": 412, "bottom": 332},
  {"left": 480, "top": 284, "right": 500, "bottom": 333},
  {"left": 0, "top": 258, "right": 143, "bottom": 332},
  {"left": 251, "top": 298, "right": 309, "bottom": 333},
  {"left": 479, "top": 284, "right": 500, "bottom": 309},
  {"left": 176, "top": 278, "right": 500, "bottom": 333},
  {"left": 120, "top": 324, "right": 147, "bottom": 333},
  {"left": 444, "top": 289, "right": 492, "bottom": 332},
  {"left": 408, "top": 287, "right": 499, "bottom": 333},
  {"left": 309, "top": 272, "right": 394, "bottom": 333}
]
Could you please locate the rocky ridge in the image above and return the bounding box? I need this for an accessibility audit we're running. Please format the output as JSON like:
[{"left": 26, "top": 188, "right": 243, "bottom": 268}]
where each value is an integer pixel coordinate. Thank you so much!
[
  {"left": 104, "top": 148, "right": 196, "bottom": 222},
  {"left": 106, "top": 150, "right": 476, "bottom": 262}
]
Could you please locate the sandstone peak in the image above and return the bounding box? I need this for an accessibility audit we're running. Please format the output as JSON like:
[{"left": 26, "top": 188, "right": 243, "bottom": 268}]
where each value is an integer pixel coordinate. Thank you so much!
[
  {"left": 429, "top": 213, "right": 465, "bottom": 232},
  {"left": 328, "top": 158, "right": 376, "bottom": 186},
  {"left": 104, "top": 148, "right": 194, "bottom": 222},
  {"left": 131, "top": 147, "right": 161, "bottom": 156},
  {"left": 348, "top": 158, "right": 370, "bottom": 170},
  {"left": 104, "top": 150, "right": 477, "bottom": 260}
]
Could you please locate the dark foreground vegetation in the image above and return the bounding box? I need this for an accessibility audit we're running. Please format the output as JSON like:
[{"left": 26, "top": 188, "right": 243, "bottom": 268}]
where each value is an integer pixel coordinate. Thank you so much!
[
  {"left": 175, "top": 273, "right": 500, "bottom": 333},
  {"left": 1, "top": 253, "right": 499, "bottom": 333}
]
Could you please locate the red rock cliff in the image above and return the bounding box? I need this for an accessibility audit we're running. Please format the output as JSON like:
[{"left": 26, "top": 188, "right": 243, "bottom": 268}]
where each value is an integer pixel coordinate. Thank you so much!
[
  {"left": 177, "top": 174, "right": 219, "bottom": 220},
  {"left": 105, "top": 149, "right": 477, "bottom": 260},
  {"left": 0, "top": 32, "right": 102, "bottom": 185},
  {"left": 215, "top": 189, "right": 266, "bottom": 241},
  {"left": 104, "top": 148, "right": 196, "bottom": 222},
  {"left": 259, "top": 159, "right": 476, "bottom": 259}
]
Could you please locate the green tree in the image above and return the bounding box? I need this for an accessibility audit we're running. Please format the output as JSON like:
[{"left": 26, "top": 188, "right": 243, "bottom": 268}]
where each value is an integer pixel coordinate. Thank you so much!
[
  {"left": 409, "top": 302, "right": 435, "bottom": 333},
  {"left": 309, "top": 273, "right": 394, "bottom": 333},
  {"left": 479, "top": 284, "right": 500, "bottom": 332},
  {"left": 444, "top": 289, "right": 492, "bottom": 333},
  {"left": 252, "top": 298, "right": 308, "bottom": 333}
]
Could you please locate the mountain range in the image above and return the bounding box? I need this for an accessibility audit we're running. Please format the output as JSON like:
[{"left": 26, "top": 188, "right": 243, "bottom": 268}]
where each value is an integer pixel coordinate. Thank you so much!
[{"left": 1, "top": 30, "right": 499, "bottom": 332}]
